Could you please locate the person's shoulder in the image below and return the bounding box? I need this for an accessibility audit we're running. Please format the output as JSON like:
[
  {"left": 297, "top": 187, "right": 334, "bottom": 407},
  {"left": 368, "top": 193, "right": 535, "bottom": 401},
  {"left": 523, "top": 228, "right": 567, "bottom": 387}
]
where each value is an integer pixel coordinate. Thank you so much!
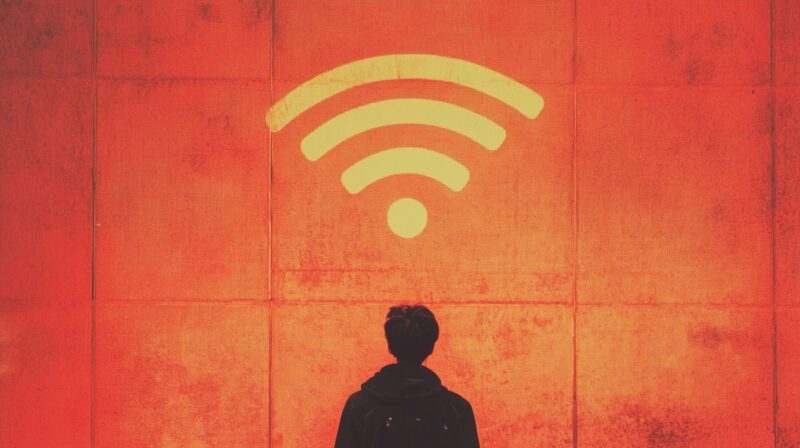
[
  {"left": 439, "top": 389, "right": 475, "bottom": 415},
  {"left": 345, "top": 389, "right": 370, "bottom": 402},
  {"left": 343, "top": 390, "right": 378, "bottom": 411},
  {"left": 441, "top": 389, "right": 472, "bottom": 405}
]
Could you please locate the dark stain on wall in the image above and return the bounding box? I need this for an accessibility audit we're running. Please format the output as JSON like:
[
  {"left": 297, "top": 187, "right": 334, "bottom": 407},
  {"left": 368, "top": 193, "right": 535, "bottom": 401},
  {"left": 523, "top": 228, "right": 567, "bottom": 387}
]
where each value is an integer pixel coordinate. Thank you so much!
[
  {"left": 196, "top": 2, "right": 217, "bottom": 22},
  {"left": 604, "top": 402, "right": 707, "bottom": 447},
  {"left": 778, "top": 426, "right": 800, "bottom": 448},
  {"left": 687, "top": 322, "right": 751, "bottom": 350},
  {"left": 241, "top": 0, "right": 266, "bottom": 28}
]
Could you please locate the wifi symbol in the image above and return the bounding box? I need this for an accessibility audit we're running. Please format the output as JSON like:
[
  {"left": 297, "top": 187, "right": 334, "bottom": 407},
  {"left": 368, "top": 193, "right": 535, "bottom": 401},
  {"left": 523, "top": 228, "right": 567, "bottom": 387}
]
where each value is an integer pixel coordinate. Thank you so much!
[{"left": 266, "top": 54, "right": 543, "bottom": 238}]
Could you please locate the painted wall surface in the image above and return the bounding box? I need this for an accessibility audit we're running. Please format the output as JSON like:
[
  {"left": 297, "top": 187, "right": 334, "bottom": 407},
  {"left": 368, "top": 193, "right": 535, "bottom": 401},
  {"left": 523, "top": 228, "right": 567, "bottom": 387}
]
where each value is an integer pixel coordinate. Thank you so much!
[{"left": 0, "top": 1, "right": 798, "bottom": 447}]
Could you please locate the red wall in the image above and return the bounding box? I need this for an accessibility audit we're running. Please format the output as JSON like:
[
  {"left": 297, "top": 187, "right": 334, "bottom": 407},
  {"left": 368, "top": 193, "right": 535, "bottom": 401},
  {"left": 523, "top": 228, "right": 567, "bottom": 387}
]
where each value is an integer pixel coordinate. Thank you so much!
[{"left": 0, "top": 1, "right": 798, "bottom": 447}]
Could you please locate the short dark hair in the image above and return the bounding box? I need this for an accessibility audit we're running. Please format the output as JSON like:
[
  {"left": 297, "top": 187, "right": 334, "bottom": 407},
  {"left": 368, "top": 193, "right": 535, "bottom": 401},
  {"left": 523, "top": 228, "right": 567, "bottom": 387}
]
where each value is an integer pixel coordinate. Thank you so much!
[{"left": 384, "top": 305, "right": 439, "bottom": 364}]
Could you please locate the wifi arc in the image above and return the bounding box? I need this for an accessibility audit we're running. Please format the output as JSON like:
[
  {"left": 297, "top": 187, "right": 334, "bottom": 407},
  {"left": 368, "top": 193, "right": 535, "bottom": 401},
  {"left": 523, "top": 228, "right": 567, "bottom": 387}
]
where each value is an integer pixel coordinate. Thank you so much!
[
  {"left": 303, "top": 98, "right": 502, "bottom": 238},
  {"left": 265, "top": 54, "right": 544, "bottom": 238},
  {"left": 341, "top": 146, "right": 470, "bottom": 238}
]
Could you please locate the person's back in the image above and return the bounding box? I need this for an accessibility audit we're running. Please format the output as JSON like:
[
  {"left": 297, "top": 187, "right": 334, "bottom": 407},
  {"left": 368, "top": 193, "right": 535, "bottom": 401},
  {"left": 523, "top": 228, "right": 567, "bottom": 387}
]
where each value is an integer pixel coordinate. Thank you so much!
[{"left": 334, "top": 305, "right": 480, "bottom": 448}]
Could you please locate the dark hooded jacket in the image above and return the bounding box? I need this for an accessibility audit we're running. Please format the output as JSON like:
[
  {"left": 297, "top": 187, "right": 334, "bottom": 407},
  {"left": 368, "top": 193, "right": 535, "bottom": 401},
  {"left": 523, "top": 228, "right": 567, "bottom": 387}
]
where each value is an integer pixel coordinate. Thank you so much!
[{"left": 334, "top": 362, "right": 480, "bottom": 448}]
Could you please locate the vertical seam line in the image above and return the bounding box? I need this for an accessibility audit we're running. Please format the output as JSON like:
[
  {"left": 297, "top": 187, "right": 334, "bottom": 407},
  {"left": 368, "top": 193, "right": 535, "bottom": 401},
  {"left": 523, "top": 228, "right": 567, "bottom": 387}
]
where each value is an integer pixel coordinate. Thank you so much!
[
  {"left": 770, "top": 0, "right": 778, "bottom": 446},
  {"left": 268, "top": 0, "right": 275, "bottom": 446},
  {"left": 90, "top": 0, "right": 98, "bottom": 446},
  {"left": 571, "top": 0, "right": 579, "bottom": 446}
]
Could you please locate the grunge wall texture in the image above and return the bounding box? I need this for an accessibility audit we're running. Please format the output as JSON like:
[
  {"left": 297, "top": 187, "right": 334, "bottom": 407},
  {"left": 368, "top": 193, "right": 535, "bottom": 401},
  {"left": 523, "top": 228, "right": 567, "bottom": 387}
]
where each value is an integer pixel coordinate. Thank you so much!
[{"left": 0, "top": 1, "right": 799, "bottom": 447}]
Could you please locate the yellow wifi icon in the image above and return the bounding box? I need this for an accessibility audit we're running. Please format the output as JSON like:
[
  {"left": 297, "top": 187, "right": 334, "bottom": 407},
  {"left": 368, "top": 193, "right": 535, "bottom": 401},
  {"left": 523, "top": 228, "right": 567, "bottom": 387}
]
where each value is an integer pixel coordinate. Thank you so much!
[{"left": 266, "top": 54, "right": 543, "bottom": 238}]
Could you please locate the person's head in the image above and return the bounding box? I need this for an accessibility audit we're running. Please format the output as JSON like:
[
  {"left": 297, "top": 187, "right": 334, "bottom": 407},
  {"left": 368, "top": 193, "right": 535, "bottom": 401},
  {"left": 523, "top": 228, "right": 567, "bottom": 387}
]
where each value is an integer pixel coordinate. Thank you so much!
[{"left": 384, "top": 305, "right": 439, "bottom": 364}]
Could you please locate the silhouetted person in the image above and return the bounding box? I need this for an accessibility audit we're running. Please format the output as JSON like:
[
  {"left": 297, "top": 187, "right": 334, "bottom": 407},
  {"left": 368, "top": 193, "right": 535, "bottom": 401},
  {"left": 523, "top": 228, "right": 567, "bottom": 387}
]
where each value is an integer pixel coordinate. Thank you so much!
[{"left": 334, "top": 305, "right": 480, "bottom": 448}]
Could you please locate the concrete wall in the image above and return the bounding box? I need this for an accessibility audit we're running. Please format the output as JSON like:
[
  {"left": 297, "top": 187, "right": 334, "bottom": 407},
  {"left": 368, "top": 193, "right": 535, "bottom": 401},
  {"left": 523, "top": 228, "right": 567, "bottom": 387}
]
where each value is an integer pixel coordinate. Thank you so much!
[{"left": 0, "top": 1, "right": 798, "bottom": 447}]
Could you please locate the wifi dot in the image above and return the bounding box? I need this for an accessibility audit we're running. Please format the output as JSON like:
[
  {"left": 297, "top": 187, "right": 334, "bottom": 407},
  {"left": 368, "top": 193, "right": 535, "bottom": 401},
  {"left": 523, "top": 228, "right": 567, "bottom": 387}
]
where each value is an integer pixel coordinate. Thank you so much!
[{"left": 387, "top": 198, "right": 427, "bottom": 239}]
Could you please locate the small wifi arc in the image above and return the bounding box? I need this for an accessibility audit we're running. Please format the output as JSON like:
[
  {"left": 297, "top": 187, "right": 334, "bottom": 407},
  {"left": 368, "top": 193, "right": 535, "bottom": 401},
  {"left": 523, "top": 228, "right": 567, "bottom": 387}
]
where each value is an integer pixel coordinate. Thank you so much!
[{"left": 266, "top": 54, "right": 544, "bottom": 238}]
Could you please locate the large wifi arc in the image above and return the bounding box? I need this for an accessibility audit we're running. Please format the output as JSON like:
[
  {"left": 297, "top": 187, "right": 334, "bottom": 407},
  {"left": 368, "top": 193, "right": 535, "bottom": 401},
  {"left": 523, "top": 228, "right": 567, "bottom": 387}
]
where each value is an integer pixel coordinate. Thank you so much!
[{"left": 265, "top": 54, "right": 544, "bottom": 131}]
